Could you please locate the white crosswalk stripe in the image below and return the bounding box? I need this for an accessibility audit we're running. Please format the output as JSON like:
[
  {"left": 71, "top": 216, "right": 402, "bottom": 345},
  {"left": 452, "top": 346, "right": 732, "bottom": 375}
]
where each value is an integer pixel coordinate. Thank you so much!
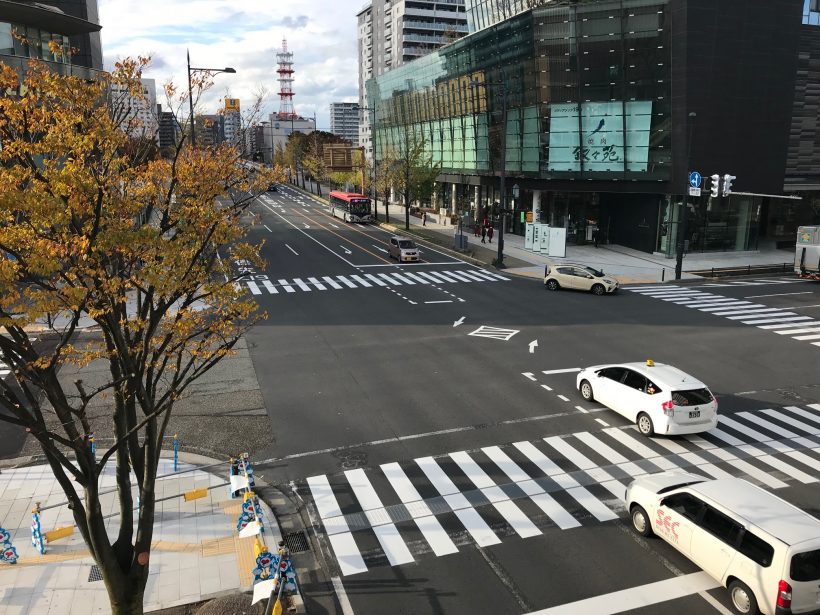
[
  {"left": 301, "top": 404, "right": 820, "bottom": 576},
  {"left": 239, "top": 268, "right": 510, "bottom": 296},
  {"left": 628, "top": 286, "right": 819, "bottom": 347}
]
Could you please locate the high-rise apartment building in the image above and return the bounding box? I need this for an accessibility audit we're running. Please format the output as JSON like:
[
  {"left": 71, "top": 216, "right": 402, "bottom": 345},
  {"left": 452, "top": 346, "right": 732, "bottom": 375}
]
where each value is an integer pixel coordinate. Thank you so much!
[
  {"left": 109, "top": 78, "right": 159, "bottom": 141},
  {"left": 357, "top": 0, "right": 468, "bottom": 158},
  {"left": 330, "top": 102, "right": 360, "bottom": 145},
  {"left": 223, "top": 98, "right": 241, "bottom": 146},
  {"left": 157, "top": 107, "right": 180, "bottom": 152}
]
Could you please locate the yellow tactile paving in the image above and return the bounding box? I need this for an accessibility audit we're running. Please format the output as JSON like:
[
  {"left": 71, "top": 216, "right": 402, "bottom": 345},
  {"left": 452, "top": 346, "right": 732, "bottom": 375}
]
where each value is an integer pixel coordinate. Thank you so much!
[{"left": 234, "top": 534, "right": 258, "bottom": 589}]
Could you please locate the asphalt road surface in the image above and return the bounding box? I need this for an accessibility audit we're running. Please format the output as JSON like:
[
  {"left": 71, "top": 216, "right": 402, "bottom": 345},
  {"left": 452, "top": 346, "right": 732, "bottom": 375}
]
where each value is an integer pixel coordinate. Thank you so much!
[{"left": 240, "top": 185, "right": 820, "bottom": 615}]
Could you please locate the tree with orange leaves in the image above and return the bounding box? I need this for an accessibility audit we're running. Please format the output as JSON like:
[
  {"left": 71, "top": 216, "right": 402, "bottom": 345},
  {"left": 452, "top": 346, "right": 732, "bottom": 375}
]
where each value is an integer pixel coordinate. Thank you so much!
[{"left": 0, "top": 55, "right": 282, "bottom": 614}]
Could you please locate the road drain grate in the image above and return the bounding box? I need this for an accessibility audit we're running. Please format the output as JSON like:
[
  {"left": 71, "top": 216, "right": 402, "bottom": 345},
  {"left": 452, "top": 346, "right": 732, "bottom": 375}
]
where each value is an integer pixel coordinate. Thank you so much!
[
  {"left": 283, "top": 531, "right": 310, "bottom": 553},
  {"left": 88, "top": 564, "right": 104, "bottom": 582}
]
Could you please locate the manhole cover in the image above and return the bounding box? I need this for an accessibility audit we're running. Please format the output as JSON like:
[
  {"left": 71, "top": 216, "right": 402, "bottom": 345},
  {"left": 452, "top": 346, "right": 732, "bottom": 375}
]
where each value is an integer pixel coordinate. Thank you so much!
[
  {"left": 283, "top": 531, "right": 310, "bottom": 553},
  {"left": 88, "top": 564, "right": 104, "bottom": 582}
]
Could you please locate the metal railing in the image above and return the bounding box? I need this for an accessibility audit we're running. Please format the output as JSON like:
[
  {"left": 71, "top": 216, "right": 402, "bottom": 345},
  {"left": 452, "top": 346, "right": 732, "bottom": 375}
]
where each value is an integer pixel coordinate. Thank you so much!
[{"left": 688, "top": 263, "right": 795, "bottom": 278}]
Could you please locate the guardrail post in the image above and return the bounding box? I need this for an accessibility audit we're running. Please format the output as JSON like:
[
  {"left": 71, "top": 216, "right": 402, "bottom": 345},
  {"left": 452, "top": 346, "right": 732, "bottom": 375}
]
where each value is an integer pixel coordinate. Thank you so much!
[{"left": 661, "top": 268, "right": 665, "bottom": 282}]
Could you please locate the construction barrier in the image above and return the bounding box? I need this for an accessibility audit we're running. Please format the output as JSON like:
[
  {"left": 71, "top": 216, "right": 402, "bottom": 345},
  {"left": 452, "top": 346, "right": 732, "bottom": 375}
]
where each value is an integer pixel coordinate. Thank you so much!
[
  {"left": 44, "top": 526, "right": 74, "bottom": 543},
  {"left": 1, "top": 527, "right": 18, "bottom": 564},
  {"left": 230, "top": 453, "right": 299, "bottom": 608},
  {"left": 30, "top": 505, "right": 44, "bottom": 554}
]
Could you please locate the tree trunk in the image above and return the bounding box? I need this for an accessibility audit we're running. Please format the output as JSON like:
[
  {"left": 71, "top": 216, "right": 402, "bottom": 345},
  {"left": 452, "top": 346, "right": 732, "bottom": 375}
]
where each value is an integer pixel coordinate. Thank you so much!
[{"left": 106, "top": 579, "right": 145, "bottom": 615}]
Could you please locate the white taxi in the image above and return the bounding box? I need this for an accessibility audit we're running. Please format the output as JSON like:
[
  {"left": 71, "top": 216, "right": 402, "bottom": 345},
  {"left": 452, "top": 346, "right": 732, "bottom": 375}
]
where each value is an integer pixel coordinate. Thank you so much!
[{"left": 576, "top": 360, "right": 718, "bottom": 436}]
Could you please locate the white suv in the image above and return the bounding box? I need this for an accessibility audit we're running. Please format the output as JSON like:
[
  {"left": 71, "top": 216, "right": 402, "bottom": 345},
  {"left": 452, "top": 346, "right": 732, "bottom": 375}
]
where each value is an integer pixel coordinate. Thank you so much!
[{"left": 576, "top": 360, "right": 718, "bottom": 436}]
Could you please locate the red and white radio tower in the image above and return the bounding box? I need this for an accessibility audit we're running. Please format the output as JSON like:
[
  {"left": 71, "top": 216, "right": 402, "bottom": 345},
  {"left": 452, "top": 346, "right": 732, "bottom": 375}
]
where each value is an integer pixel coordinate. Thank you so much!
[{"left": 276, "top": 38, "right": 296, "bottom": 119}]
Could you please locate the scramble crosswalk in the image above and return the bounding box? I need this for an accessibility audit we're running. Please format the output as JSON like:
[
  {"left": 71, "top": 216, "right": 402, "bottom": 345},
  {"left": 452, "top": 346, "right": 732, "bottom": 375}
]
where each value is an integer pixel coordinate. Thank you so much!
[
  {"left": 302, "top": 404, "right": 820, "bottom": 576},
  {"left": 624, "top": 284, "right": 820, "bottom": 347},
  {"left": 238, "top": 268, "right": 509, "bottom": 295}
]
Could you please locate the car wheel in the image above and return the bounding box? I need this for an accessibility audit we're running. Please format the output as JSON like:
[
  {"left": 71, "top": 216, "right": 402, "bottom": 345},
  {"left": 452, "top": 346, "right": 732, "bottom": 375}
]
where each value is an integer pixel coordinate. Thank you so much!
[
  {"left": 579, "top": 380, "right": 594, "bottom": 401},
  {"left": 637, "top": 413, "right": 655, "bottom": 436},
  {"left": 631, "top": 505, "right": 653, "bottom": 537},
  {"left": 728, "top": 580, "right": 759, "bottom": 615},
  {"left": 591, "top": 283, "right": 606, "bottom": 296},
  {"left": 546, "top": 279, "right": 560, "bottom": 291}
]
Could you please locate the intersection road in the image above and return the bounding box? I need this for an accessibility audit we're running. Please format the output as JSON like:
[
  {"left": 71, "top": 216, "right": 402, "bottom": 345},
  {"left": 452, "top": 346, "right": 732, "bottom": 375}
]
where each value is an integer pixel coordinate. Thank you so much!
[{"left": 240, "top": 185, "right": 820, "bottom": 614}]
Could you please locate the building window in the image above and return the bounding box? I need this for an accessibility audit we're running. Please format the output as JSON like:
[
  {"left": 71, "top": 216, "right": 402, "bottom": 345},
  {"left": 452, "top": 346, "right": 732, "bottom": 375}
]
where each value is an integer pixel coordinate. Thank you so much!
[{"left": 803, "top": 0, "right": 820, "bottom": 25}]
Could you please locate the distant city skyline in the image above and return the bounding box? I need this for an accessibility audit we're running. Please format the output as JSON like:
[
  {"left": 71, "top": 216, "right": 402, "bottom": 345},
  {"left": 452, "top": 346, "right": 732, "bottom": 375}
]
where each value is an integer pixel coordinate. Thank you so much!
[{"left": 98, "top": 0, "right": 363, "bottom": 130}]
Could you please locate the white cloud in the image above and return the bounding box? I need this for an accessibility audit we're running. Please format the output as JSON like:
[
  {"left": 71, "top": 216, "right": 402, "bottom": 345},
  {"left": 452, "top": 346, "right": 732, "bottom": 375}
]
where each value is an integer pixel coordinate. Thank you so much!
[{"left": 98, "top": 0, "right": 363, "bottom": 130}]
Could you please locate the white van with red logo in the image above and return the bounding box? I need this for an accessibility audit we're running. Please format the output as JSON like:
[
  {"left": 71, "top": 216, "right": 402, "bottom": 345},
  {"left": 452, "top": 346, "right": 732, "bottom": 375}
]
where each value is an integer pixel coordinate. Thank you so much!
[{"left": 626, "top": 472, "right": 820, "bottom": 615}]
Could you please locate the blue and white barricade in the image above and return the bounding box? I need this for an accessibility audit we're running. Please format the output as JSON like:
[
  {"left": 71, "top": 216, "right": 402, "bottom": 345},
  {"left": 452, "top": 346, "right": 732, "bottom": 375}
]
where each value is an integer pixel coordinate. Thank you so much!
[{"left": 30, "top": 506, "right": 44, "bottom": 555}]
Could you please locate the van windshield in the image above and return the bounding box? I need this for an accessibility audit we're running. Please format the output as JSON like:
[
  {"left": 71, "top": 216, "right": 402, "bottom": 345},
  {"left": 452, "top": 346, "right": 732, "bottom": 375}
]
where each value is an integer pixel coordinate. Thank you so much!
[
  {"left": 672, "top": 388, "right": 713, "bottom": 406},
  {"left": 791, "top": 549, "right": 820, "bottom": 582},
  {"left": 398, "top": 240, "right": 416, "bottom": 249}
]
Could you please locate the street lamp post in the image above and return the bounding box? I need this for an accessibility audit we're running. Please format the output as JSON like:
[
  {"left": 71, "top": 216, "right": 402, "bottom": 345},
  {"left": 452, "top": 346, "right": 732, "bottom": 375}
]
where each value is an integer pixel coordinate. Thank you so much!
[
  {"left": 187, "top": 49, "right": 236, "bottom": 147},
  {"left": 470, "top": 75, "right": 511, "bottom": 268}
]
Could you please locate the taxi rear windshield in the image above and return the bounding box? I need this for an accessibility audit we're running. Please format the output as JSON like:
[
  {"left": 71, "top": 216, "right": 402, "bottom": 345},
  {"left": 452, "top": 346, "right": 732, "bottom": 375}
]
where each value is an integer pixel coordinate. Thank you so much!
[
  {"left": 791, "top": 549, "right": 820, "bottom": 582},
  {"left": 672, "top": 388, "right": 712, "bottom": 406}
]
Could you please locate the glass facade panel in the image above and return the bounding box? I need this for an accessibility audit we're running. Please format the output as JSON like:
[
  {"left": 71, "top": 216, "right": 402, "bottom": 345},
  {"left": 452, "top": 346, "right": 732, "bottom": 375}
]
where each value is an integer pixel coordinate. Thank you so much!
[
  {"left": 803, "top": 0, "right": 820, "bottom": 25},
  {"left": 368, "top": 0, "right": 670, "bottom": 181}
]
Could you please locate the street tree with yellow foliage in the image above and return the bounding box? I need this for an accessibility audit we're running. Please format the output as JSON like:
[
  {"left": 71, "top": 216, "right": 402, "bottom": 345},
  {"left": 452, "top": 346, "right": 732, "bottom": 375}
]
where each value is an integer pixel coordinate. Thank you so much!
[{"left": 0, "top": 56, "right": 282, "bottom": 614}]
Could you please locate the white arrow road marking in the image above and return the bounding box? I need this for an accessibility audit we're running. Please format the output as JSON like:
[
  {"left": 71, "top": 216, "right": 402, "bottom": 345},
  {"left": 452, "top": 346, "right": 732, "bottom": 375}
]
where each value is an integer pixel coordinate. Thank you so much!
[
  {"left": 453, "top": 316, "right": 465, "bottom": 327},
  {"left": 372, "top": 244, "right": 388, "bottom": 253},
  {"left": 285, "top": 244, "right": 299, "bottom": 256},
  {"left": 340, "top": 245, "right": 352, "bottom": 255},
  {"left": 529, "top": 340, "right": 538, "bottom": 354},
  {"left": 303, "top": 223, "right": 310, "bottom": 228},
  {"left": 329, "top": 223, "right": 340, "bottom": 229}
]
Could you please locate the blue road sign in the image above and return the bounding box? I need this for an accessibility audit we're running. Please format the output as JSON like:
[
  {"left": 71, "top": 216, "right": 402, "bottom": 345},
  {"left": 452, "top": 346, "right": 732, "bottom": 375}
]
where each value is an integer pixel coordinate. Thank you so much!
[{"left": 689, "top": 171, "right": 702, "bottom": 188}]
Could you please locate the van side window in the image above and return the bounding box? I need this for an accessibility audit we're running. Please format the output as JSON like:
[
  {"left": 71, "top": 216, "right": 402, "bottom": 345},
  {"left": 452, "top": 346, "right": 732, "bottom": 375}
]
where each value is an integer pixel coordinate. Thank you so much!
[
  {"left": 661, "top": 493, "right": 704, "bottom": 521},
  {"left": 700, "top": 506, "right": 742, "bottom": 547},
  {"left": 791, "top": 549, "right": 820, "bottom": 582},
  {"left": 738, "top": 530, "right": 774, "bottom": 567}
]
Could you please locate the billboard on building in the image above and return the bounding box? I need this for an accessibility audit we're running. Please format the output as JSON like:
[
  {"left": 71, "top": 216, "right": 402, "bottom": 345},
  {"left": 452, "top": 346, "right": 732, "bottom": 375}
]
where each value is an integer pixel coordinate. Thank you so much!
[
  {"left": 548, "top": 101, "right": 652, "bottom": 172},
  {"left": 225, "top": 98, "right": 240, "bottom": 112}
]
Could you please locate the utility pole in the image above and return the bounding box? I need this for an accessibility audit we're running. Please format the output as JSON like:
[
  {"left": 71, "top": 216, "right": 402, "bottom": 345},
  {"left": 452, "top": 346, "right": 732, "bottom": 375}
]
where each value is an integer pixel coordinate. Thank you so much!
[
  {"left": 675, "top": 111, "right": 697, "bottom": 280},
  {"left": 404, "top": 127, "right": 411, "bottom": 231}
]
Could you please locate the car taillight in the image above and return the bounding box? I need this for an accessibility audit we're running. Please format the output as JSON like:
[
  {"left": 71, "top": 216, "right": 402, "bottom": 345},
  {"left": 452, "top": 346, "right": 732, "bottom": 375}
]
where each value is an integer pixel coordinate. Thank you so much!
[
  {"left": 662, "top": 400, "right": 674, "bottom": 416},
  {"left": 777, "top": 580, "right": 792, "bottom": 608}
]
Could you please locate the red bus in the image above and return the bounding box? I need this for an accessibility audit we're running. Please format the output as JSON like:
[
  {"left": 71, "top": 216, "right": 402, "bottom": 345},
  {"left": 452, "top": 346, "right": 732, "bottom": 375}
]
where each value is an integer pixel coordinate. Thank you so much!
[{"left": 328, "top": 191, "right": 373, "bottom": 223}]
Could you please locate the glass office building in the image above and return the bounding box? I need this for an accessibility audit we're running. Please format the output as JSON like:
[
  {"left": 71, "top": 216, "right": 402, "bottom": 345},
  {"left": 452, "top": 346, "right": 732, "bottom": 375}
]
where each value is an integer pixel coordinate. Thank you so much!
[{"left": 368, "top": 0, "right": 809, "bottom": 255}]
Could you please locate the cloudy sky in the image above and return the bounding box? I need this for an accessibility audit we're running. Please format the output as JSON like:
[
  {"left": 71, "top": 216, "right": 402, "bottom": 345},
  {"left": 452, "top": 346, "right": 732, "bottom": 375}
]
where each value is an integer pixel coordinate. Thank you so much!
[{"left": 98, "top": 0, "right": 364, "bottom": 130}]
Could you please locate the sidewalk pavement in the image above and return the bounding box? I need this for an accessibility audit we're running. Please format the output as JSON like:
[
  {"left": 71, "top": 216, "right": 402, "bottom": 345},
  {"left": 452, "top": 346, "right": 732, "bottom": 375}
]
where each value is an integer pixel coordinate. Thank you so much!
[
  {"left": 374, "top": 200, "right": 795, "bottom": 285},
  {"left": 0, "top": 453, "right": 287, "bottom": 615}
]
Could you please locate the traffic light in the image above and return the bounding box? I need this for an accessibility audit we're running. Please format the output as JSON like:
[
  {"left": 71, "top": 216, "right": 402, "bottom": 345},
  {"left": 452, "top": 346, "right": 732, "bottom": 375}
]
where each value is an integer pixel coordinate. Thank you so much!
[
  {"left": 722, "top": 174, "right": 736, "bottom": 197},
  {"left": 710, "top": 174, "right": 720, "bottom": 198}
]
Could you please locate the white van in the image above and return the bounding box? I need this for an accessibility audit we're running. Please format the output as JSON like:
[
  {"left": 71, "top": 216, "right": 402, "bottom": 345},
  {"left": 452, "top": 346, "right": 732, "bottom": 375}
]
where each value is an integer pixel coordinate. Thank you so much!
[{"left": 626, "top": 473, "right": 820, "bottom": 615}]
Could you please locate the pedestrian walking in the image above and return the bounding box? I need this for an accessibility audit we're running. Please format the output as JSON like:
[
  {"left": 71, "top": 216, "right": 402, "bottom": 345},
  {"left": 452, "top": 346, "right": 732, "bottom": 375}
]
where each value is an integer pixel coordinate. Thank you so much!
[
  {"left": 592, "top": 228, "right": 599, "bottom": 248},
  {"left": 487, "top": 225, "right": 494, "bottom": 243},
  {"left": 422, "top": 211, "right": 427, "bottom": 226},
  {"left": 481, "top": 225, "right": 487, "bottom": 243},
  {"left": 474, "top": 222, "right": 480, "bottom": 237}
]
